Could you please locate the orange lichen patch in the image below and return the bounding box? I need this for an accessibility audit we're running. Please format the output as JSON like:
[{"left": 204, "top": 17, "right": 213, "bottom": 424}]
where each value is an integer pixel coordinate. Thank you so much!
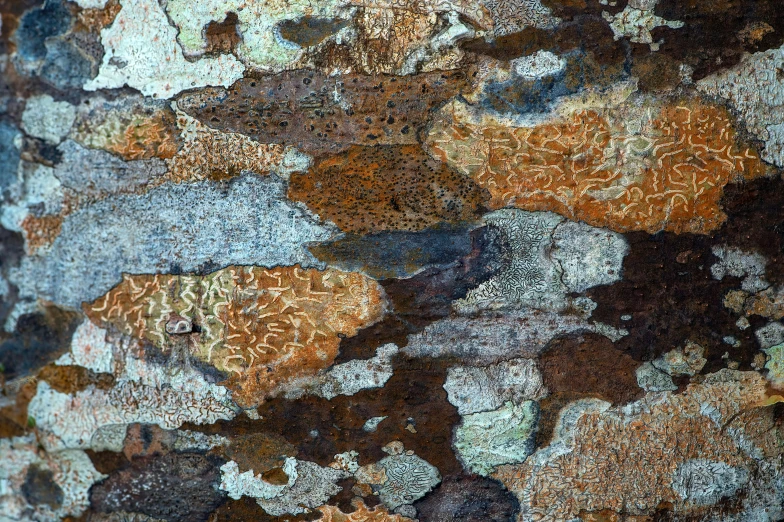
[
  {"left": 427, "top": 98, "right": 765, "bottom": 234},
  {"left": 85, "top": 265, "right": 386, "bottom": 408},
  {"left": 737, "top": 21, "right": 774, "bottom": 46},
  {"left": 492, "top": 370, "right": 773, "bottom": 521},
  {"left": 72, "top": 105, "right": 180, "bottom": 161},
  {"left": 315, "top": 499, "right": 414, "bottom": 521},
  {"left": 163, "top": 113, "right": 287, "bottom": 183},
  {"left": 288, "top": 145, "right": 488, "bottom": 234},
  {"left": 20, "top": 214, "right": 63, "bottom": 254},
  {"left": 74, "top": 0, "right": 122, "bottom": 33}
]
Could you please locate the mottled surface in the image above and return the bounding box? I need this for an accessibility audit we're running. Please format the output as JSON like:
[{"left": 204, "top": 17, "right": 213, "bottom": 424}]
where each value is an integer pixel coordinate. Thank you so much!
[{"left": 1, "top": 0, "right": 784, "bottom": 520}]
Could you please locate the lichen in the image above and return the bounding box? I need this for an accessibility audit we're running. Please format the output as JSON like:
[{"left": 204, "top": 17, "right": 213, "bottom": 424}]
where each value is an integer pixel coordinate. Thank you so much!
[
  {"left": 453, "top": 400, "right": 539, "bottom": 476},
  {"left": 697, "top": 43, "right": 784, "bottom": 167},
  {"left": 443, "top": 358, "right": 546, "bottom": 415},
  {"left": 428, "top": 97, "right": 765, "bottom": 234},
  {"left": 11, "top": 173, "right": 337, "bottom": 309},
  {"left": 493, "top": 370, "right": 777, "bottom": 521},
  {"left": 84, "top": 0, "right": 245, "bottom": 98},
  {"left": 85, "top": 265, "right": 386, "bottom": 407},
  {"left": 602, "top": 0, "right": 684, "bottom": 51}
]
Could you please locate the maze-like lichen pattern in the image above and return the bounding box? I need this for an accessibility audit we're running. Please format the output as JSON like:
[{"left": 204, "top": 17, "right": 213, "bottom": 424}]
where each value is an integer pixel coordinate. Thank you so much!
[
  {"left": 85, "top": 266, "right": 386, "bottom": 407},
  {"left": 377, "top": 454, "right": 441, "bottom": 509},
  {"left": 428, "top": 99, "right": 765, "bottom": 234},
  {"left": 482, "top": 0, "right": 559, "bottom": 36},
  {"left": 164, "top": 113, "right": 286, "bottom": 184},
  {"left": 492, "top": 370, "right": 775, "bottom": 521},
  {"left": 455, "top": 209, "right": 564, "bottom": 312}
]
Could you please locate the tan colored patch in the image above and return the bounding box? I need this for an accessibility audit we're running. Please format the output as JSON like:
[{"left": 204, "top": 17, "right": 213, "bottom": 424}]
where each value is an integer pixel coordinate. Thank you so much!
[
  {"left": 74, "top": 0, "right": 122, "bottom": 33},
  {"left": 738, "top": 21, "right": 775, "bottom": 46},
  {"left": 726, "top": 287, "right": 784, "bottom": 320},
  {"left": 427, "top": 98, "right": 765, "bottom": 234},
  {"left": 223, "top": 433, "right": 296, "bottom": 475},
  {"left": 164, "top": 113, "right": 286, "bottom": 184},
  {"left": 288, "top": 144, "right": 488, "bottom": 234},
  {"left": 20, "top": 214, "right": 63, "bottom": 254},
  {"left": 123, "top": 424, "right": 174, "bottom": 460},
  {"left": 310, "top": 6, "right": 457, "bottom": 75},
  {"left": 85, "top": 265, "right": 386, "bottom": 408},
  {"left": 37, "top": 364, "right": 114, "bottom": 395},
  {"left": 493, "top": 370, "right": 774, "bottom": 521},
  {"left": 315, "top": 499, "right": 414, "bottom": 521}
]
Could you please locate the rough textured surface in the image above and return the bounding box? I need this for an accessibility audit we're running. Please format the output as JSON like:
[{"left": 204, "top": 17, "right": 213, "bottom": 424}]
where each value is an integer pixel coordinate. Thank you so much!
[
  {"left": 428, "top": 97, "right": 765, "bottom": 234},
  {"left": 11, "top": 174, "right": 337, "bottom": 309},
  {"left": 288, "top": 145, "right": 487, "bottom": 234},
  {"left": 84, "top": 0, "right": 245, "bottom": 98},
  {"left": 175, "top": 70, "right": 474, "bottom": 155},
  {"left": 444, "top": 358, "right": 545, "bottom": 415},
  {"left": 493, "top": 370, "right": 779, "bottom": 521},
  {"left": 454, "top": 400, "right": 539, "bottom": 476},
  {"left": 3, "top": 0, "right": 784, "bottom": 520},
  {"left": 698, "top": 43, "right": 784, "bottom": 167},
  {"left": 85, "top": 264, "right": 385, "bottom": 407}
]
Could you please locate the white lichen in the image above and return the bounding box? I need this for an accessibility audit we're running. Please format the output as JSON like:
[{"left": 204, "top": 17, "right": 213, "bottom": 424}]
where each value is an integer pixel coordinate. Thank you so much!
[
  {"left": 56, "top": 320, "right": 115, "bottom": 374},
  {"left": 220, "top": 457, "right": 349, "bottom": 516},
  {"left": 711, "top": 245, "right": 769, "bottom": 293},
  {"left": 698, "top": 43, "right": 784, "bottom": 167},
  {"left": 0, "top": 435, "right": 106, "bottom": 521},
  {"left": 511, "top": 51, "right": 566, "bottom": 80},
  {"left": 28, "top": 334, "right": 238, "bottom": 451},
  {"left": 20, "top": 95, "right": 76, "bottom": 144},
  {"left": 84, "top": 0, "right": 245, "bottom": 98},
  {"left": 602, "top": 0, "right": 684, "bottom": 51},
  {"left": 443, "top": 358, "right": 546, "bottom": 415}
]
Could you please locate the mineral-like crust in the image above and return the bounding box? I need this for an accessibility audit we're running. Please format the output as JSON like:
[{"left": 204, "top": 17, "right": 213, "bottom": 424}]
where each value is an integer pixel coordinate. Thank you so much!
[
  {"left": 3, "top": 0, "right": 784, "bottom": 520},
  {"left": 428, "top": 98, "right": 765, "bottom": 234},
  {"left": 85, "top": 265, "right": 386, "bottom": 407},
  {"left": 493, "top": 370, "right": 778, "bottom": 521}
]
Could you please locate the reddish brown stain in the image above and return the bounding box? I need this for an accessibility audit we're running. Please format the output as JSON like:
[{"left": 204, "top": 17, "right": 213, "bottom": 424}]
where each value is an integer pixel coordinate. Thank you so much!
[{"left": 288, "top": 145, "right": 488, "bottom": 234}]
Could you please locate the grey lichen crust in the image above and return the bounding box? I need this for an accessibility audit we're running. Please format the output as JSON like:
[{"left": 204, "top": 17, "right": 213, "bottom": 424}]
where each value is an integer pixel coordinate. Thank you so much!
[
  {"left": 443, "top": 358, "right": 546, "bottom": 415},
  {"left": 220, "top": 457, "right": 349, "bottom": 516},
  {"left": 454, "top": 209, "right": 628, "bottom": 313},
  {"left": 11, "top": 173, "right": 337, "bottom": 309},
  {"left": 376, "top": 453, "right": 441, "bottom": 509}
]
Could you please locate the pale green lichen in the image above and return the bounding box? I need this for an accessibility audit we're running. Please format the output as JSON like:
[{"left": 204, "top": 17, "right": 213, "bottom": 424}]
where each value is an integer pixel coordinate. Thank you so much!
[
  {"left": 453, "top": 400, "right": 539, "bottom": 476},
  {"left": 165, "top": 0, "right": 346, "bottom": 72},
  {"left": 764, "top": 343, "right": 784, "bottom": 388}
]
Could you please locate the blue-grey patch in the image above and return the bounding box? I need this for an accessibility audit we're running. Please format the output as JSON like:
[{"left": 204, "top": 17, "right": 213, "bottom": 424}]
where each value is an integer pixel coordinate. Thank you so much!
[
  {"left": 0, "top": 122, "right": 21, "bottom": 194},
  {"left": 309, "top": 224, "right": 477, "bottom": 279},
  {"left": 11, "top": 173, "right": 338, "bottom": 309},
  {"left": 13, "top": 0, "right": 72, "bottom": 62},
  {"left": 40, "top": 37, "right": 94, "bottom": 90}
]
